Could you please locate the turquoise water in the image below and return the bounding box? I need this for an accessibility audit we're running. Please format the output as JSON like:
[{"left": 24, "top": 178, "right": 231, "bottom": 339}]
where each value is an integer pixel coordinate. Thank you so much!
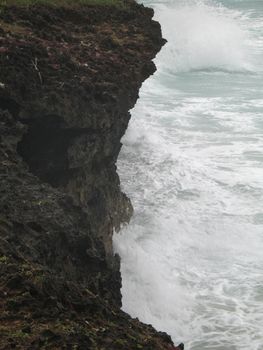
[{"left": 114, "top": 1, "right": 263, "bottom": 349}]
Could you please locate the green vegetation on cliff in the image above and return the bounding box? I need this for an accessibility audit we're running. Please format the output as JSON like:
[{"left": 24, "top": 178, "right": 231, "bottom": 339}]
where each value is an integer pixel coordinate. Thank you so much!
[{"left": 0, "top": 0, "right": 124, "bottom": 8}]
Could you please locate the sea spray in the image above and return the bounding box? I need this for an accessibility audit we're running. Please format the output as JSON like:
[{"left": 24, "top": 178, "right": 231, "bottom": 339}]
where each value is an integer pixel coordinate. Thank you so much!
[
  {"left": 114, "top": 0, "right": 263, "bottom": 349},
  {"left": 154, "top": 0, "right": 255, "bottom": 73}
]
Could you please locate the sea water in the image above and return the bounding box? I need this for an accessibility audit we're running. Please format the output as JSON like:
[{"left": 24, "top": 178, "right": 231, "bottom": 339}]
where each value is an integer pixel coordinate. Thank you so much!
[{"left": 113, "top": 1, "right": 263, "bottom": 349}]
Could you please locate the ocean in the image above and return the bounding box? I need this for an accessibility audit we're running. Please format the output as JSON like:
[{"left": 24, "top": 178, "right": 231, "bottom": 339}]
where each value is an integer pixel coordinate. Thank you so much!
[{"left": 113, "top": 1, "right": 263, "bottom": 349}]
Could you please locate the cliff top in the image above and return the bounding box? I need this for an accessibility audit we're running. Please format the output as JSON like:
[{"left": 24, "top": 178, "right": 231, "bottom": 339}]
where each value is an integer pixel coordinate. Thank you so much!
[{"left": 1, "top": 0, "right": 124, "bottom": 7}]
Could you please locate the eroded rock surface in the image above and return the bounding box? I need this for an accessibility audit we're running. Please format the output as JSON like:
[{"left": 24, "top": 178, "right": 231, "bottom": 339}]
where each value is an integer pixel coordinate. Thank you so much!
[{"left": 0, "top": 2, "right": 174, "bottom": 349}]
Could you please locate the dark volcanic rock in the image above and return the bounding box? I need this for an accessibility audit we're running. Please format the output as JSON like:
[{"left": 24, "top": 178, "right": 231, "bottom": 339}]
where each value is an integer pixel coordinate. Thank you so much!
[{"left": 0, "top": 1, "right": 175, "bottom": 349}]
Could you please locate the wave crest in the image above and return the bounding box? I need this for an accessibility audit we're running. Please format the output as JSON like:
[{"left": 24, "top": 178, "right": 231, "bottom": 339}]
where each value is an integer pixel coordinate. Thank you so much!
[{"left": 154, "top": 0, "right": 254, "bottom": 73}]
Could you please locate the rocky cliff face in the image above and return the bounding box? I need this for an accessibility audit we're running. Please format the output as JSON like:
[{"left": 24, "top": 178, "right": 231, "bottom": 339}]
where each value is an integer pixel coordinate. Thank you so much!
[{"left": 0, "top": 2, "right": 174, "bottom": 349}]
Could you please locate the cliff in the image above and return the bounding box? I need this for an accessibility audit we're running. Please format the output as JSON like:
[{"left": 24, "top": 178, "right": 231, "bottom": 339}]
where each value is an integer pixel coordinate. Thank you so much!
[{"left": 0, "top": 1, "right": 174, "bottom": 349}]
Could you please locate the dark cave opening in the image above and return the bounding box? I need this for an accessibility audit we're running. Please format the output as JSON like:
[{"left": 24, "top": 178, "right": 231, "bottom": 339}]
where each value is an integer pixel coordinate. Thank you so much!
[{"left": 17, "top": 115, "right": 74, "bottom": 187}]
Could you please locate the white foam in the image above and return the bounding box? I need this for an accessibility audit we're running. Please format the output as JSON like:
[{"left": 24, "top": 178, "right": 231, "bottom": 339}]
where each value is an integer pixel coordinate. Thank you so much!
[
  {"left": 154, "top": 0, "right": 255, "bottom": 73},
  {"left": 114, "top": 0, "right": 263, "bottom": 349}
]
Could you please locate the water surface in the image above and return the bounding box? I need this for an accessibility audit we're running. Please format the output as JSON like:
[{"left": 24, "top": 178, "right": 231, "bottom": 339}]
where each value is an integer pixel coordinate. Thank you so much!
[{"left": 114, "top": 1, "right": 263, "bottom": 348}]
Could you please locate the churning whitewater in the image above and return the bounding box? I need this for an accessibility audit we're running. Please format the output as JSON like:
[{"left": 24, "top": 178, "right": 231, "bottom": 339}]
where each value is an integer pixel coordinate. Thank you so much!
[{"left": 113, "top": 0, "right": 263, "bottom": 349}]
